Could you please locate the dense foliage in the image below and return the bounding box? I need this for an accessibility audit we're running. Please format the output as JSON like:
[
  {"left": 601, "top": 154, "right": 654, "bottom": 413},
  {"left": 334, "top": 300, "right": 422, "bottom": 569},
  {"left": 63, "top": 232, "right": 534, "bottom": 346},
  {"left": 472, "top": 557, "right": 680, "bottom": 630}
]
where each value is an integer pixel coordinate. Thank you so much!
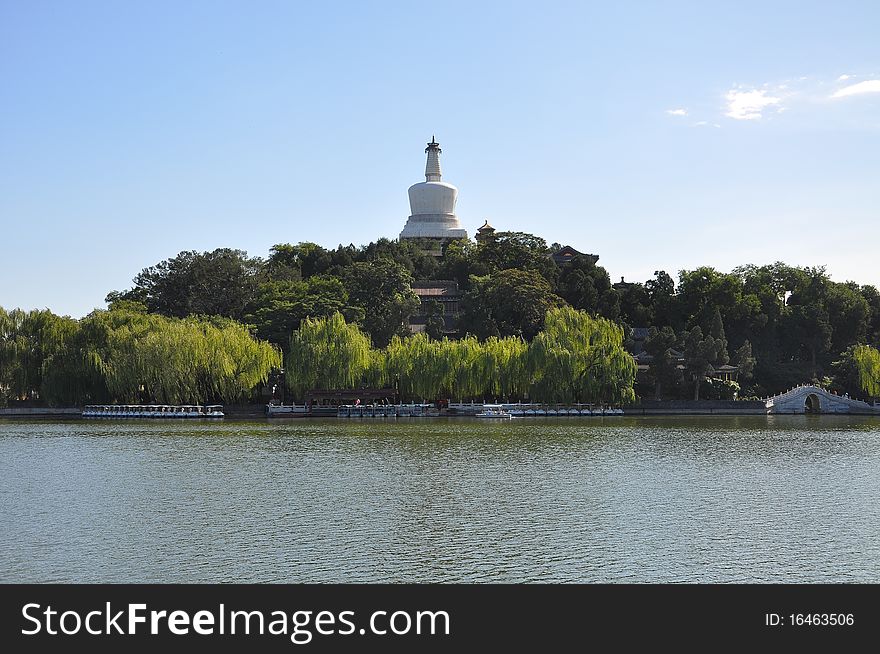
[
  {"left": 0, "top": 306, "right": 280, "bottom": 406},
  {"left": 8, "top": 230, "right": 876, "bottom": 406},
  {"left": 284, "top": 309, "right": 634, "bottom": 404}
]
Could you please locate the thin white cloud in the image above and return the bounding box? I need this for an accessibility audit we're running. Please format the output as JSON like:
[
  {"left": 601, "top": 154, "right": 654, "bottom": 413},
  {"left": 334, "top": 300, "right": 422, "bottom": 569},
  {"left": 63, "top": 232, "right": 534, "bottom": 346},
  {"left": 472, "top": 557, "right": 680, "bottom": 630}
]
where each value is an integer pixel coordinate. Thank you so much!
[
  {"left": 666, "top": 108, "right": 688, "bottom": 116},
  {"left": 832, "top": 79, "right": 880, "bottom": 98},
  {"left": 837, "top": 74, "right": 851, "bottom": 81},
  {"left": 725, "top": 88, "right": 782, "bottom": 120}
]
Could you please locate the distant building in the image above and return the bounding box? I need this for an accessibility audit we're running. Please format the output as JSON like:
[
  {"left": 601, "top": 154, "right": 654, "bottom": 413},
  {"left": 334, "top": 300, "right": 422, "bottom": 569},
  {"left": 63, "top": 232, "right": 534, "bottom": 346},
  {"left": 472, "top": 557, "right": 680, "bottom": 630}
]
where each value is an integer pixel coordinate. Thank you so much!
[
  {"left": 408, "top": 280, "right": 461, "bottom": 335},
  {"left": 613, "top": 276, "right": 638, "bottom": 292},
  {"left": 627, "top": 326, "right": 740, "bottom": 383},
  {"left": 550, "top": 245, "right": 599, "bottom": 266},
  {"left": 399, "top": 137, "right": 468, "bottom": 243},
  {"left": 475, "top": 219, "right": 496, "bottom": 243}
]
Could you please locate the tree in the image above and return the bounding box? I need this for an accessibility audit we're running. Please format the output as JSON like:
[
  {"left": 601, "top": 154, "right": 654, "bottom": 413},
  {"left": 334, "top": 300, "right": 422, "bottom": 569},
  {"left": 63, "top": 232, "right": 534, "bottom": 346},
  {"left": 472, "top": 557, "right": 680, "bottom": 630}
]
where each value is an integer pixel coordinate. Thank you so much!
[
  {"left": 709, "top": 307, "right": 730, "bottom": 365},
  {"left": 424, "top": 299, "right": 446, "bottom": 341},
  {"left": 109, "top": 248, "right": 263, "bottom": 321},
  {"left": 683, "top": 327, "right": 721, "bottom": 401},
  {"left": 86, "top": 310, "right": 280, "bottom": 405},
  {"left": 1, "top": 306, "right": 280, "bottom": 406},
  {"left": 266, "top": 242, "right": 333, "bottom": 280},
  {"left": 556, "top": 255, "right": 619, "bottom": 319},
  {"left": 355, "top": 237, "right": 440, "bottom": 280},
  {"left": 677, "top": 267, "right": 742, "bottom": 334},
  {"left": 643, "top": 326, "right": 679, "bottom": 400},
  {"left": 732, "top": 340, "right": 756, "bottom": 386},
  {"left": 475, "top": 231, "right": 557, "bottom": 283},
  {"left": 343, "top": 259, "right": 421, "bottom": 347},
  {"left": 785, "top": 304, "right": 832, "bottom": 380},
  {"left": 616, "top": 281, "right": 653, "bottom": 326},
  {"left": 834, "top": 345, "right": 880, "bottom": 399},
  {"left": 859, "top": 285, "right": 880, "bottom": 347},
  {"left": 459, "top": 269, "right": 564, "bottom": 340},
  {"left": 527, "top": 307, "right": 636, "bottom": 404},
  {"left": 437, "top": 239, "right": 479, "bottom": 290},
  {"left": 826, "top": 282, "right": 870, "bottom": 355},
  {"left": 244, "top": 276, "right": 360, "bottom": 349},
  {"left": 286, "top": 313, "right": 373, "bottom": 399},
  {"left": 437, "top": 230, "right": 558, "bottom": 291},
  {"left": 645, "top": 270, "right": 678, "bottom": 330}
]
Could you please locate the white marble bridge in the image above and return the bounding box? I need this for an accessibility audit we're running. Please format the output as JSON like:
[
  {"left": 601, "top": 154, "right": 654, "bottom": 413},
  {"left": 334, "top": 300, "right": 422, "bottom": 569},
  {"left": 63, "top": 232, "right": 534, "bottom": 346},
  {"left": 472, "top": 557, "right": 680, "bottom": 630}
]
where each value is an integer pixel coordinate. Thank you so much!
[{"left": 766, "top": 385, "right": 880, "bottom": 414}]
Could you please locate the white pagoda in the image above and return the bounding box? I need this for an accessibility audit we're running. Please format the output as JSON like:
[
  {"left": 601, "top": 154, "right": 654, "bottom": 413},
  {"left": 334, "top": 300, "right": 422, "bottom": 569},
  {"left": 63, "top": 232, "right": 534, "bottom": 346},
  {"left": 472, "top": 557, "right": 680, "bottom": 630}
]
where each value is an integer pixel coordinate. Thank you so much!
[{"left": 399, "top": 137, "right": 468, "bottom": 241}]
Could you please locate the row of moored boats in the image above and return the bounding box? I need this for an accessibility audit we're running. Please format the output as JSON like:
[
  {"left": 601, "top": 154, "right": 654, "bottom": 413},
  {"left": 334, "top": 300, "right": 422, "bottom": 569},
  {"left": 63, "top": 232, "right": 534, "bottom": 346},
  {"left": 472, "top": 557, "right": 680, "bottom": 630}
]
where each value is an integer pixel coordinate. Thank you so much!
[
  {"left": 475, "top": 404, "right": 624, "bottom": 419},
  {"left": 82, "top": 405, "right": 224, "bottom": 418},
  {"left": 336, "top": 404, "right": 438, "bottom": 417}
]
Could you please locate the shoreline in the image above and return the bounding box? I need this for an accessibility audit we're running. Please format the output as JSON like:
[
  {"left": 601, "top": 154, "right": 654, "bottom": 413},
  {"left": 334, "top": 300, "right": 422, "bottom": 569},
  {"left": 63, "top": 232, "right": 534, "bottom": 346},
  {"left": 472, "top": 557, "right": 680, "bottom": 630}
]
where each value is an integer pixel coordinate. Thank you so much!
[{"left": 3, "top": 408, "right": 879, "bottom": 419}]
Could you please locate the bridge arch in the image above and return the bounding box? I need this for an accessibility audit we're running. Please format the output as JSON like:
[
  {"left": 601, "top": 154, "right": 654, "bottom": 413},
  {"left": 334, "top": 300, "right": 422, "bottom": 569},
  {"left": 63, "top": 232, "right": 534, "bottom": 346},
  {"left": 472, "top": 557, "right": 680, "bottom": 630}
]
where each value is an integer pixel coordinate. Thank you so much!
[{"left": 767, "top": 385, "right": 880, "bottom": 414}]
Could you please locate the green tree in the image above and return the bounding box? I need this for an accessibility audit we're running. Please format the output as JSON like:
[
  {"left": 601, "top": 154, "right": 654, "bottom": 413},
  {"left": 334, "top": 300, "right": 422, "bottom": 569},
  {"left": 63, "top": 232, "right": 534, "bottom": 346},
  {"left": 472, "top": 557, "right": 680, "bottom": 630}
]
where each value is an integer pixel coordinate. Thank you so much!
[
  {"left": 683, "top": 326, "right": 722, "bottom": 401},
  {"left": 424, "top": 299, "right": 446, "bottom": 341},
  {"left": 1, "top": 306, "right": 280, "bottom": 406},
  {"left": 286, "top": 313, "right": 373, "bottom": 399},
  {"left": 344, "top": 259, "right": 421, "bottom": 347},
  {"left": 460, "top": 269, "right": 564, "bottom": 340},
  {"left": 476, "top": 231, "right": 558, "bottom": 283},
  {"left": 528, "top": 307, "right": 636, "bottom": 404},
  {"left": 244, "top": 276, "right": 360, "bottom": 349},
  {"left": 709, "top": 307, "right": 730, "bottom": 365},
  {"left": 826, "top": 282, "right": 870, "bottom": 355},
  {"left": 0, "top": 308, "right": 81, "bottom": 404},
  {"left": 834, "top": 345, "right": 880, "bottom": 399},
  {"left": 616, "top": 281, "right": 653, "bottom": 326},
  {"left": 88, "top": 310, "right": 280, "bottom": 404},
  {"left": 266, "top": 242, "right": 333, "bottom": 280},
  {"left": 645, "top": 270, "right": 678, "bottom": 330},
  {"left": 356, "top": 237, "right": 440, "bottom": 280},
  {"left": 643, "top": 326, "right": 679, "bottom": 400},
  {"left": 556, "top": 255, "right": 619, "bottom": 319},
  {"left": 677, "top": 267, "right": 742, "bottom": 334},
  {"left": 109, "top": 248, "right": 263, "bottom": 320},
  {"left": 732, "top": 340, "right": 756, "bottom": 388},
  {"left": 861, "top": 285, "right": 880, "bottom": 347}
]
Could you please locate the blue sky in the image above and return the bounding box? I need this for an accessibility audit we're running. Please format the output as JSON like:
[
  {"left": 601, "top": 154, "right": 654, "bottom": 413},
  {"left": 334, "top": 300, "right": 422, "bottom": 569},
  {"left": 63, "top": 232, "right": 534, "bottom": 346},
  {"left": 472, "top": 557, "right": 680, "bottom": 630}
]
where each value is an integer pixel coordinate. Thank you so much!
[{"left": 2, "top": 0, "right": 878, "bottom": 317}]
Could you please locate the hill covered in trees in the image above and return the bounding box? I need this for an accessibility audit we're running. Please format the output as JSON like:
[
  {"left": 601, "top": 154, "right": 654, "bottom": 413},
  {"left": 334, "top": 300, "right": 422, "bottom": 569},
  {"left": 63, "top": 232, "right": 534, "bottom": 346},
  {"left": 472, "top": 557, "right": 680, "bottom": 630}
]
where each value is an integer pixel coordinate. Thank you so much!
[{"left": 3, "top": 231, "right": 880, "bottom": 406}]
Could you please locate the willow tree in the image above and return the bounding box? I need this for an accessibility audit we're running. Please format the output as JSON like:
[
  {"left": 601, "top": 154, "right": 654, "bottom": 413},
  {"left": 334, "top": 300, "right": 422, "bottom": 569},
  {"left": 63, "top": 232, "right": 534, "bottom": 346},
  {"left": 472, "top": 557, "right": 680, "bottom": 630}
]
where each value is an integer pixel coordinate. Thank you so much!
[
  {"left": 77, "top": 310, "right": 280, "bottom": 404},
  {"left": 39, "top": 315, "right": 107, "bottom": 406},
  {"left": 528, "top": 307, "right": 636, "bottom": 404},
  {"left": 852, "top": 345, "right": 880, "bottom": 398},
  {"left": 286, "top": 312, "right": 372, "bottom": 399},
  {"left": 0, "top": 307, "right": 83, "bottom": 405},
  {"left": 0, "top": 307, "right": 32, "bottom": 403},
  {"left": 469, "top": 336, "right": 529, "bottom": 401},
  {"left": 447, "top": 335, "right": 482, "bottom": 401},
  {"left": 382, "top": 333, "right": 455, "bottom": 402},
  {"left": 134, "top": 318, "right": 279, "bottom": 404}
]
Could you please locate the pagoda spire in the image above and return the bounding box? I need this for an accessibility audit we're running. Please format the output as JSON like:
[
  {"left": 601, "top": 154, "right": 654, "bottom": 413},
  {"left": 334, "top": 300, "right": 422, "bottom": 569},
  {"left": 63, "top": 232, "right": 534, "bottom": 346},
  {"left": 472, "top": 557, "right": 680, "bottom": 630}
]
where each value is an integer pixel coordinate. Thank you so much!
[{"left": 425, "top": 136, "right": 442, "bottom": 181}]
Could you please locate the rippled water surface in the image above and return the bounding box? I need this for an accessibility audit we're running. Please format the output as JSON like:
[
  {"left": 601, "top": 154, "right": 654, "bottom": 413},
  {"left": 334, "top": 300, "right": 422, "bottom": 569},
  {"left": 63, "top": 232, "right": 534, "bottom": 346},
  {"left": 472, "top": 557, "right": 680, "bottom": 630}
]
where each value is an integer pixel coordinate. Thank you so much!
[{"left": 1, "top": 416, "right": 879, "bottom": 583}]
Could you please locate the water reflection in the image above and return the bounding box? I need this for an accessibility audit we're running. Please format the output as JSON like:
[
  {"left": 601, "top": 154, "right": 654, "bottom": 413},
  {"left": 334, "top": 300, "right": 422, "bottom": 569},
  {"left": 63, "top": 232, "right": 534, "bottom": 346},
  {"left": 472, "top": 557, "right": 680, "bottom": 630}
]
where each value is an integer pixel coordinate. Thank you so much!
[{"left": 0, "top": 416, "right": 878, "bottom": 582}]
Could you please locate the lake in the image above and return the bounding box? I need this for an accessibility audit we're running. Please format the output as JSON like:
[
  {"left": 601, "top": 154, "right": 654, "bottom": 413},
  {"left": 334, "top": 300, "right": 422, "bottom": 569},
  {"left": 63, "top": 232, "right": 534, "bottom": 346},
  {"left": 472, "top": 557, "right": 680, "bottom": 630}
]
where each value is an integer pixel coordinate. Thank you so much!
[{"left": 1, "top": 416, "right": 878, "bottom": 583}]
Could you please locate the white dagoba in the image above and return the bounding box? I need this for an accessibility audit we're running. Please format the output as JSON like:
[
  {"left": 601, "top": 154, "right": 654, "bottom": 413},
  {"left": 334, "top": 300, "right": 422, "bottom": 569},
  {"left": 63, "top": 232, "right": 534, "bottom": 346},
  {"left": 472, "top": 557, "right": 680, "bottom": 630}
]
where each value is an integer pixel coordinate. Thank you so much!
[{"left": 399, "top": 137, "right": 468, "bottom": 241}]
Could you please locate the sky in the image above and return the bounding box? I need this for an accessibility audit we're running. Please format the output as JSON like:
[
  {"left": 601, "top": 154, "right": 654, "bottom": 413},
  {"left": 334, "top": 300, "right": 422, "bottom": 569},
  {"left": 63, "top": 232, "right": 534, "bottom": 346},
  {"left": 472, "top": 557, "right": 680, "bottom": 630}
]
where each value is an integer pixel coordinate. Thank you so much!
[{"left": 1, "top": 0, "right": 878, "bottom": 317}]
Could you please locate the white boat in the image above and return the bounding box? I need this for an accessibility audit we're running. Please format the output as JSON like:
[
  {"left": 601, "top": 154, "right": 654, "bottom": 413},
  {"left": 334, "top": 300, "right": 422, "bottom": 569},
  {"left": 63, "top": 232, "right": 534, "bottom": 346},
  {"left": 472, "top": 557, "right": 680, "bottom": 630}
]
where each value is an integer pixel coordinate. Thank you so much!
[
  {"left": 476, "top": 404, "right": 512, "bottom": 419},
  {"left": 82, "top": 404, "right": 224, "bottom": 418},
  {"left": 266, "top": 403, "right": 309, "bottom": 417}
]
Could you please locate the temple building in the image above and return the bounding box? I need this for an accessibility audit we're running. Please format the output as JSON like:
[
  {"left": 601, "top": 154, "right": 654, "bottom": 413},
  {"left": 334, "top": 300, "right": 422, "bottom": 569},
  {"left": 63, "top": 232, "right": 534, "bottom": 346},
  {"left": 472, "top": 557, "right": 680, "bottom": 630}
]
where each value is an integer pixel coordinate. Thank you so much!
[
  {"left": 408, "top": 280, "right": 462, "bottom": 335},
  {"left": 551, "top": 245, "right": 599, "bottom": 266},
  {"left": 475, "top": 219, "right": 496, "bottom": 243},
  {"left": 399, "top": 137, "right": 468, "bottom": 242}
]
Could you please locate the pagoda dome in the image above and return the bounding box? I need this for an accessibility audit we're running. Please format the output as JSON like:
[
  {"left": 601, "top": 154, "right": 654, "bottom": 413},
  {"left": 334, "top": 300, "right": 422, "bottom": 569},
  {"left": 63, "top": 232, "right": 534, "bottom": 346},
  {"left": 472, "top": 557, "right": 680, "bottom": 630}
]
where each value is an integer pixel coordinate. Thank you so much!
[{"left": 400, "top": 137, "right": 468, "bottom": 241}]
